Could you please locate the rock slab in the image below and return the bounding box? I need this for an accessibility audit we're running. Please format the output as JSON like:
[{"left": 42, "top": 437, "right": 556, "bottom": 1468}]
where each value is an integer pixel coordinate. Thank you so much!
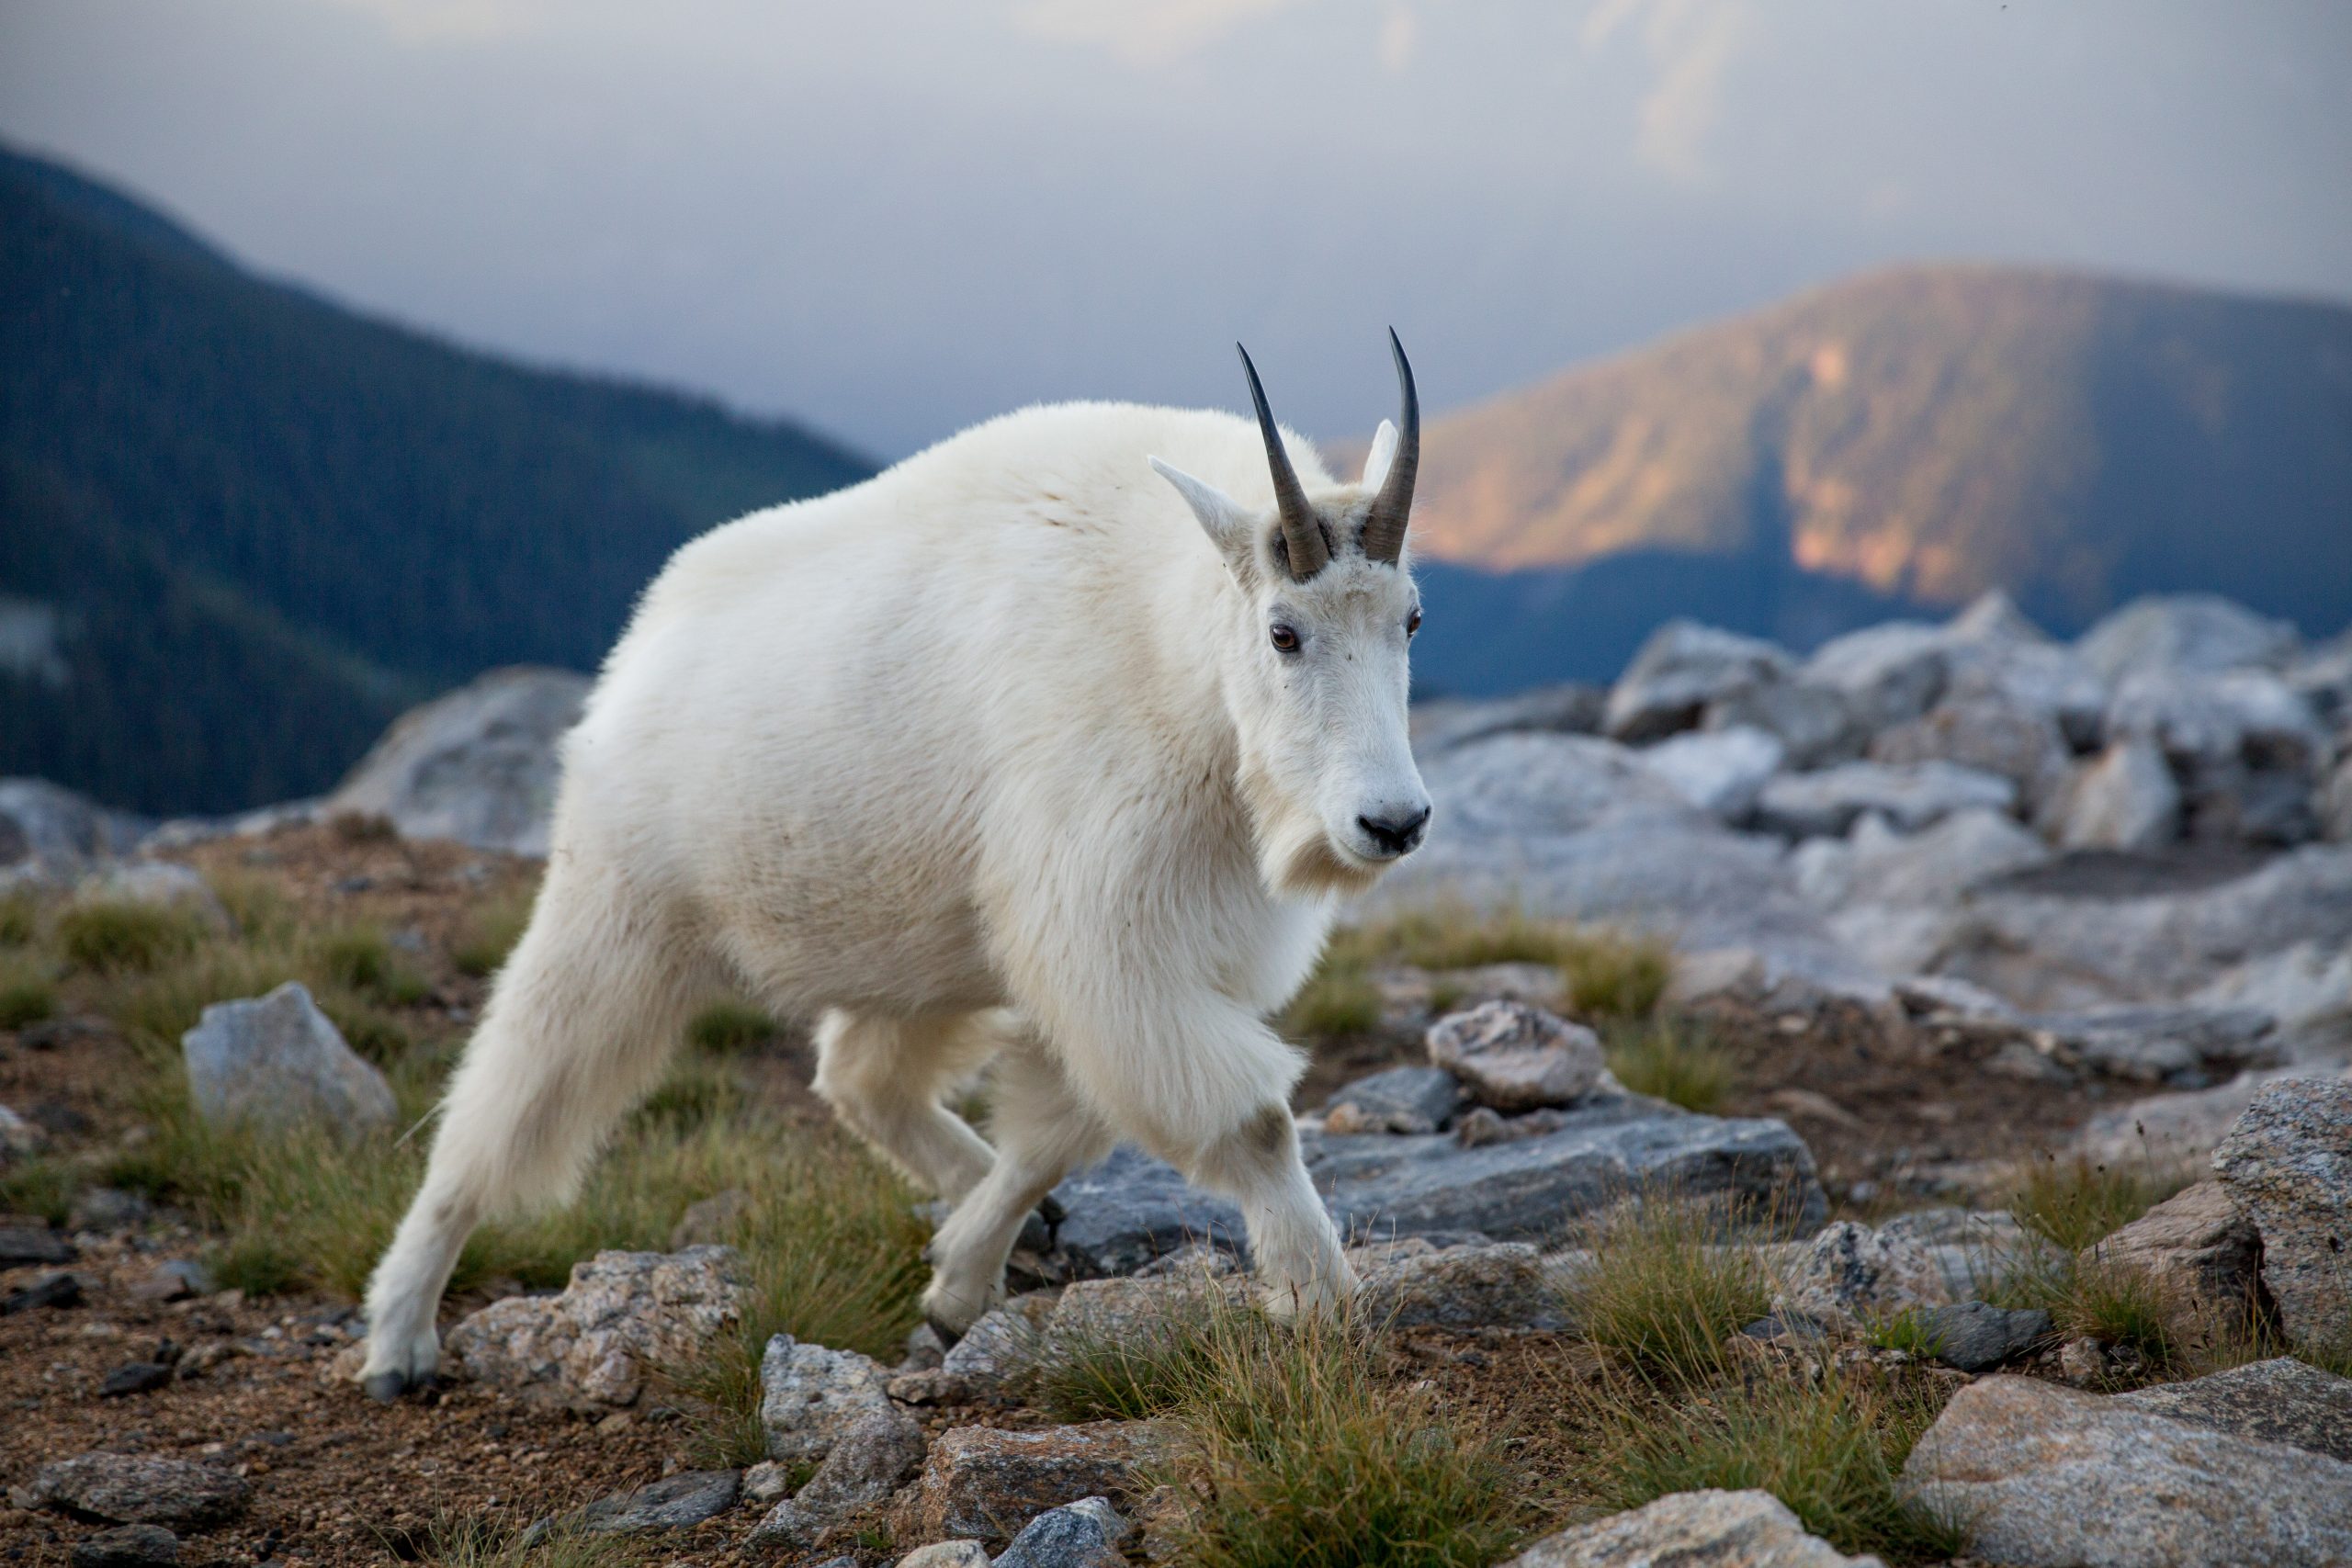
[
  {"left": 1503, "top": 1487, "right": 1882, "bottom": 1566},
  {"left": 2114, "top": 1358, "right": 2352, "bottom": 1464},
  {"left": 69, "top": 1525, "right": 179, "bottom": 1568},
  {"left": 179, "top": 981, "right": 396, "bottom": 1133},
  {"left": 12, "top": 1454, "right": 249, "bottom": 1528},
  {"left": 532, "top": 1470, "right": 740, "bottom": 1539},
  {"left": 2212, "top": 1077, "right": 2351, "bottom": 1350},
  {"left": 1321, "top": 1066, "right": 1460, "bottom": 1135},
  {"left": 1901, "top": 1375, "right": 2352, "bottom": 1567},
  {"left": 442, "top": 1246, "right": 743, "bottom": 1410}
]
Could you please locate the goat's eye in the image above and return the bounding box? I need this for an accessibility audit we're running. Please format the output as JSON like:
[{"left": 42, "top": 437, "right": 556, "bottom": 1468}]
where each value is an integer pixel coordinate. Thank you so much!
[
  {"left": 1406, "top": 608, "right": 1423, "bottom": 637},
  {"left": 1270, "top": 624, "right": 1301, "bottom": 653}
]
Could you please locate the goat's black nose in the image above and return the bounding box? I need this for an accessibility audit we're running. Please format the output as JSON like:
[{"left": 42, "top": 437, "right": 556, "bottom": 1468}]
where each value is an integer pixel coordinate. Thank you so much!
[{"left": 1357, "top": 806, "right": 1430, "bottom": 856}]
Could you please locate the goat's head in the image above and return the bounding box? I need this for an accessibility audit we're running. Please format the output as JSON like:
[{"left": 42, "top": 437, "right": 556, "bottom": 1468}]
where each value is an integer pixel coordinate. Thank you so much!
[{"left": 1152, "top": 332, "right": 1431, "bottom": 899}]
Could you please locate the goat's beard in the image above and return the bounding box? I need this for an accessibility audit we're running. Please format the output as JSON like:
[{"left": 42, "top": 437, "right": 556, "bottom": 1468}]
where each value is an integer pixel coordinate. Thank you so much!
[{"left": 1240, "top": 763, "right": 1387, "bottom": 901}]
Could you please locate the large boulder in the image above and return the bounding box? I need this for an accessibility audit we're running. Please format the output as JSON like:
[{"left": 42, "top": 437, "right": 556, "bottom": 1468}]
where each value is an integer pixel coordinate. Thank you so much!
[
  {"left": 442, "top": 1247, "right": 744, "bottom": 1410},
  {"left": 1901, "top": 1375, "right": 2352, "bottom": 1567},
  {"left": 2077, "top": 593, "right": 2300, "bottom": 683},
  {"left": 1792, "top": 807, "right": 2050, "bottom": 914},
  {"left": 1502, "top": 1489, "right": 1879, "bottom": 1567},
  {"left": 1799, "top": 621, "right": 1949, "bottom": 734},
  {"left": 2106, "top": 668, "right": 2330, "bottom": 844},
  {"left": 2042, "top": 738, "right": 2181, "bottom": 851},
  {"left": 180, "top": 982, "right": 397, "bottom": 1134},
  {"left": 2212, "top": 1078, "right": 2352, "bottom": 1351},
  {"left": 1410, "top": 683, "right": 1605, "bottom": 755},
  {"left": 1605, "top": 621, "right": 1793, "bottom": 743},
  {"left": 1424, "top": 1000, "right": 1607, "bottom": 1111},
  {"left": 1869, "top": 697, "right": 2070, "bottom": 815},
  {"left": 325, "top": 666, "right": 589, "bottom": 855},
  {"left": 2114, "top": 1358, "right": 2352, "bottom": 1465},
  {"left": 2084, "top": 1181, "right": 2263, "bottom": 1325},
  {"left": 1703, "top": 680, "right": 1864, "bottom": 770},
  {"left": 1639, "top": 726, "right": 1786, "bottom": 824},
  {"left": 0, "top": 778, "right": 150, "bottom": 886},
  {"left": 1416, "top": 732, "right": 1700, "bottom": 840},
  {"left": 1753, "top": 761, "right": 2015, "bottom": 840}
]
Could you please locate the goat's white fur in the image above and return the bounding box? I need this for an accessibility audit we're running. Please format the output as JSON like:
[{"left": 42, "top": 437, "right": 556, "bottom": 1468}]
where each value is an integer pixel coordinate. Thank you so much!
[{"left": 361, "top": 398, "right": 1430, "bottom": 1389}]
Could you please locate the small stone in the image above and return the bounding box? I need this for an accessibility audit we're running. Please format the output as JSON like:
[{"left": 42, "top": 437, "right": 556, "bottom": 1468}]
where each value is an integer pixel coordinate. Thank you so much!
[
  {"left": 748, "top": 1405, "right": 925, "bottom": 1545},
  {"left": 1450, "top": 1105, "right": 1570, "bottom": 1147},
  {"left": 127, "top": 1260, "right": 216, "bottom": 1304},
  {"left": 2213, "top": 1078, "right": 2352, "bottom": 1352},
  {"left": 12, "top": 1453, "right": 249, "bottom": 1527},
  {"left": 100, "top": 1361, "right": 174, "bottom": 1398},
  {"left": 1908, "top": 1300, "right": 2053, "bottom": 1373},
  {"left": 2048, "top": 738, "right": 2181, "bottom": 851},
  {"left": 891, "top": 1421, "right": 1174, "bottom": 1545},
  {"left": 1502, "top": 1487, "right": 1878, "bottom": 1566},
  {"left": 2056, "top": 1336, "right": 2113, "bottom": 1387},
  {"left": 2, "top": 1271, "right": 82, "bottom": 1314},
  {"left": 740, "top": 1461, "right": 792, "bottom": 1505},
  {"left": 69, "top": 1524, "right": 179, "bottom": 1568},
  {"left": 1322, "top": 1066, "right": 1461, "bottom": 1135},
  {"left": 757, "top": 1333, "right": 896, "bottom": 1467},
  {"left": 926, "top": 1291, "right": 1058, "bottom": 1402},
  {"left": 995, "top": 1495, "right": 1131, "bottom": 1568},
  {"left": 0, "top": 1223, "right": 75, "bottom": 1267},
  {"left": 1355, "top": 1242, "right": 1570, "bottom": 1332},
  {"left": 2114, "top": 1358, "right": 2352, "bottom": 1463},
  {"left": 66, "top": 1189, "right": 151, "bottom": 1234},
  {"left": 536, "top": 1470, "right": 739, "bottom": 1538},
  {"left": 2086, "top": 1180, "right": 2263, "bottom": 1324},
  {"left": 442, "top": 1246, "right": 745, "bottom": 1410},
  {"left": 179, "top": 982, "right": 397, "bottom": 1133},
  {"left": 1771, "top": 1221, "right": 1951, "bottom": 1326},
  {"left": 895, "top": 1544, "right": 990, "bottom": 1568},
  {"left": 1902, "top": 1374, "right": 2352, "bottom": 1567},
  {"left": 1425, "top": 1000, "right": 1606, "bottom": 1112}
]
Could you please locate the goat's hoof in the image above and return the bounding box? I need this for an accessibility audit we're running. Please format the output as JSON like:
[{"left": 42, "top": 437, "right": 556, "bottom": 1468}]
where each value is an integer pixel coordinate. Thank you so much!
[
  {"left": 1035, "top": 1192, "right": 1068, "bottom": 1227},
  {"left": 362, "top": 1371, "right": 411, "bottom": 1404},
  {"left": 924, "top": 1314, "right": 967, "bottom": 1351}
]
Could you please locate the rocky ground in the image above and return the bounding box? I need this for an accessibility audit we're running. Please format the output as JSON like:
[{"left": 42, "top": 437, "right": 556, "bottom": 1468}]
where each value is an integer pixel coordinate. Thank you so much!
[{"left": 5, "top": 589, "right": 2352, "bottom": 1567}]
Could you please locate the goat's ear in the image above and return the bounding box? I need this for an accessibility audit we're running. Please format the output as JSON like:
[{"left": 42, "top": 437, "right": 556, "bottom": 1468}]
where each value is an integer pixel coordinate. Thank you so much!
[
  {"left": 1149, "top": 457, "right": 1254, "bottom": 567},
  {"left": 1361, "top": 419, "right": 1399, "bottom": 492}
]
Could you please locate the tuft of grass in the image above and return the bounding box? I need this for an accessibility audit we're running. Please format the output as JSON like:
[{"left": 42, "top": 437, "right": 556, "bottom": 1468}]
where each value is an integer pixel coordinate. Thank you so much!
[
  {"left": 0, "top": 952, "right": 56, "bottom": 1028},
  {"left": 2053, "top": 1257, "right": 2184, "bottom": 1371},
  {"left": 630, "top": 1051, "right": 742, "bottom": 1133},
  {"left": 328, "top": 809, "right": 399, "bottom": 844},
  {"left": 391, "top": 1512, "right": 638, "bottom": 1568},
  {"left": 450, "top": 885, "right": 536, "bottom": 979},
  {"left": 203, "top": 869, "right": 298, "bottom": 943},
  {"left": 1148, "top": 1298, "right": 1529, "bottom": 1568},
  {"left": 1863, "top": 1308, "right": 1950, "bottom": 1359},
  {"left": 1557, "top": 931, "right": 1673, "bottom": 1022},
  {"left": 311, "top": 924, "right": 428, "bottom": 1006},
  {"left": 1568, "top": 1198, "right": 1772, "bottom": 1386},
  {"left": 55, "top": 899, "right": 205, "bottom": 975},
  {"left": 105, "top": 944, "right": 308, "bottom": 1049},
  {"left": 684, "top": 998, "right": 783, "bottom": 1055},
  {"left": 0, "top": 890, "right": 37, "bottom": 946},
  {"left": 0, "top": 1157, "right": 78, "bottom": 1225},
  {"left": 1577, "top": 1366, "right": 1967, "bottom": 1563},
  {"left": 1604, "top": 1018, "right": 1736, "bottom": 1112},
  {"left": 2005, "top": 1150, "right": 2191, "bottom": 1256},
  {"left": 1036, "top": 1285, "right": 1228, "bottom": 1424},
  {"left": 1306, "top": 900, "right": 1672, "bottom": 1030}
]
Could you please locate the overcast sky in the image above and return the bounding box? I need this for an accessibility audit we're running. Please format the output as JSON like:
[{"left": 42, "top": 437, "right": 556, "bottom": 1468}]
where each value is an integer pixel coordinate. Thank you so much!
[{"left": 4, "top": 0, "right": 2348, "bottom": 457}]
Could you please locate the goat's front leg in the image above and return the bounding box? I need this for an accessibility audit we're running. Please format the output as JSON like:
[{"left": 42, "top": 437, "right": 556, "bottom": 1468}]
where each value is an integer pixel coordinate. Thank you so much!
[{"left": 1181, "top": 1100, "right": 1354, "bottom": 1315}]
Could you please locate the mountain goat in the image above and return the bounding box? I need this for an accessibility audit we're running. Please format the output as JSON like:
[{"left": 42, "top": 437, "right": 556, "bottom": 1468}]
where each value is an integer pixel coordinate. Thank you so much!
[{"left": 359, "top": 335, "right": 1432, "bottom": 1400}]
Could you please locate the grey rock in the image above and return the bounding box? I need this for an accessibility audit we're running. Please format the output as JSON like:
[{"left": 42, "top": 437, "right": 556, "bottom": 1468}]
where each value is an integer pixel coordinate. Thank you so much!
[
  {"left": 1870, "top": 697, "right": 2070, "bottom": 816},
  {"left": 1801, "top": 620, "right": 1950, "bottom": 734},
  {"left": 128, "top": 1259, "right": 216, "bottom": 1303},
  {"left": 1910, "top": 1300, "right": 2052, "bottom": 1373},
  {"left": 66, "top": 1189, "right": 152, "bottom": 1234},
  {"left": 540, "top": 1470, "right": 740, "bottom": 1538},
  {"left": 1411, "top": 684, "right": 1605, "bottom": 754},
  {"left": 2074, "top": 1066, "right": 2349, "bottom": 1168},
  {"left": 325, "top": 666, "right": 590, "bottom": 855},
  {"left": 1321, "top": 1066, "right": 1460, "bottom": 1135},
  {"left": 1418, "top": 731, "right": 1702, "bottom": 840},
  {"left": 179, "top": 982, "right": 397, "bottom": 1133},
  {"left": 1901, "top": 1374, "right": 2352, "bottom": 1567},
  {"left": 758, "top": 1332, "right": 898, "bottom": 1467},
  {"left": 1941, "top": 600, "right": 2109, "bottom": 750},
  {"left": 2320, "top": 752, "right": 2352, "bottom": 842},
  {"left": 895, "top": 1543, "right": 991, "bottom": 1568},
  {"left": 1354, "top": 1240, "right": 1570, "bottom": 1331},
  {"left": 2029, "top": 1003, "right": 2281, "bottom": 1088},
  {"left": 1425, "top": 1000, "right": 1607, "bottom": 1111},
  {"left": 1753, "top": 761, "right": 2014, "bottom": 840},
  {"left": 1453, "top": 1104, "right": 1572, "bottom": 1147},
  {"left": 2045, "top": 738, "right": 2180, "bottom": 851},
  {"left": 1040, "top": 1274, "right": 1230, "bottom": 1371},
  {"left": 2086, "top": 1180, "right": 2263, "bottom": 1322},
  {"left": 750, "top": 1405, "right": 925, "bottom": 1547},
  {"left": 443, "top": 1246, "right": 744, "bottom": 1410},
  {"left": 99, "top": 1360, "right": 173, "bottom": 1397},
  {"left": 1503, "top": 1487, "right": 1882, "bottom": 1566},
  {"left": 2108, "top": 667, "right": 2329, "bottom": 844},
  {"left": 1606, "top": 620, "right": 1794, "bottom": 743},
  {"left": 1639, "top": 726, "right": 1786, "bottom": 823},
  {"left": 2213, "top": 1077, "right": 2352, "bottom": 1351},
  {"left": 890, "top": 1421, "right": 1174, "bottom": 1545},
  {"left": 1770, "top": 1221, "right": 1951, "bottom": 1326},
  {"left": 0, "top": 778, "right": 149, "bottom": 881},
  {"left": 740, "top": 1461, "right": 792, "bottom": 1504},
  {"left": 2192, "top": 941, "right": 2352, "bottom": 1042},
  {"left": 2114, "top": 1358, "right": 2352, "bottom": 1463},
  {"left": 69, "top": 1525, "right": 179, "bottom": 1568},
  {"left": 73, "top": 863, "right": 228, "bottom": 930},
  {"left": 1792, "top": 807, "right": 2049, "bottom": 912},
  {"left": 1704, "top": 681, "right": 1864, "bottom": 770},
  {"left": 2078, "top": 593, "right": 2300, "bottom": 682},
  {"left": 0, "top": 1224, "right": 74, "bottom": 1267},
  {"left": 12, "top": 1453, "right": 248, "bottom": 1527},
  {"left": 1046, "top": 1103, "right": 1826, "bottom": 1279},
  {"left": 922, "top": 1290, "right": 1057, "bottom": 1401},
  {"left": 993, "top": 1495, "right": 1131, "bottom": 1568},
  {"left": 3, "top": 1271, "right": 83, "bottom": 1314}
]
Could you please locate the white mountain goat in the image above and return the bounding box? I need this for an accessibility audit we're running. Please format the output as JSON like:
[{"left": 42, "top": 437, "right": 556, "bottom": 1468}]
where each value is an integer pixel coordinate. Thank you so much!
[{"left": 358, "top": 335, "right": 1433, "bottom": 1401}]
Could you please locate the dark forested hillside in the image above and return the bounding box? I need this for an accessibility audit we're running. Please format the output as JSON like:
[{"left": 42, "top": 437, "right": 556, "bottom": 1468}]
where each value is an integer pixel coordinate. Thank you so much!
[{"left": 0, "top": 147, "right": 871, "bottom": 815}]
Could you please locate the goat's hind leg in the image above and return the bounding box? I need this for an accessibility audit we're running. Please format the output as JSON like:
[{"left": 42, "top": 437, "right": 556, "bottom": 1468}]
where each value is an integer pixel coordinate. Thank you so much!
[
  {"left": 361, "top": 874, "right": 703, "bottom": 1401},
  {"left": 811, "top": 1009, "right": 1005, "bottom": 1204}
]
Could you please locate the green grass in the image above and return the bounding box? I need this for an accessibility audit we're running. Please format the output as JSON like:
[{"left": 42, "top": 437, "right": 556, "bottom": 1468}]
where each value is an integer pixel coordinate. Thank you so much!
[
  {"left": 1604, "top": 1019, "right": 1736, "bottom": 1112},
  {"left": 2006, "top": 1151, "right": 2193, "bottom": 1256},
  {"left": 1142, "top": 1298, "right": 1529, "bottom": 1568},
  {"left": 311, "top": 923, "right": 429, "bottom": 1006},
  {"left": 0, "top": 891, "right": 37, "bottom": 947},
  {"left": 0, "top": 1156, "right": 78, "bottom": 1225},
  {"left": 684, "top": 998, "right": 784, "bottom": 1055},
  {"left": 1280, "top": 961, "right": 1385, "bottom": 1039},
  {"left": 0, "top": 952, "right": 56, "bottom": 1028},
  {"left": 55, "top": 898, "right": 206, "bottom": 974},
  {"left": 392, "top": 1512, "right": 641, "bottom": 1568},
  {"left": 1577, "top": 1366, "right": 1967, "bottom": 1564},
  {"left": 1567, "top": 1199, "right": 1773, "bottom": 1386},
  {"left": 450, "top": 885, "right": 536, "bottom": 978},
  {"left": 1863, "top": 1308, "right": 1950, "bottom": 1359}
]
